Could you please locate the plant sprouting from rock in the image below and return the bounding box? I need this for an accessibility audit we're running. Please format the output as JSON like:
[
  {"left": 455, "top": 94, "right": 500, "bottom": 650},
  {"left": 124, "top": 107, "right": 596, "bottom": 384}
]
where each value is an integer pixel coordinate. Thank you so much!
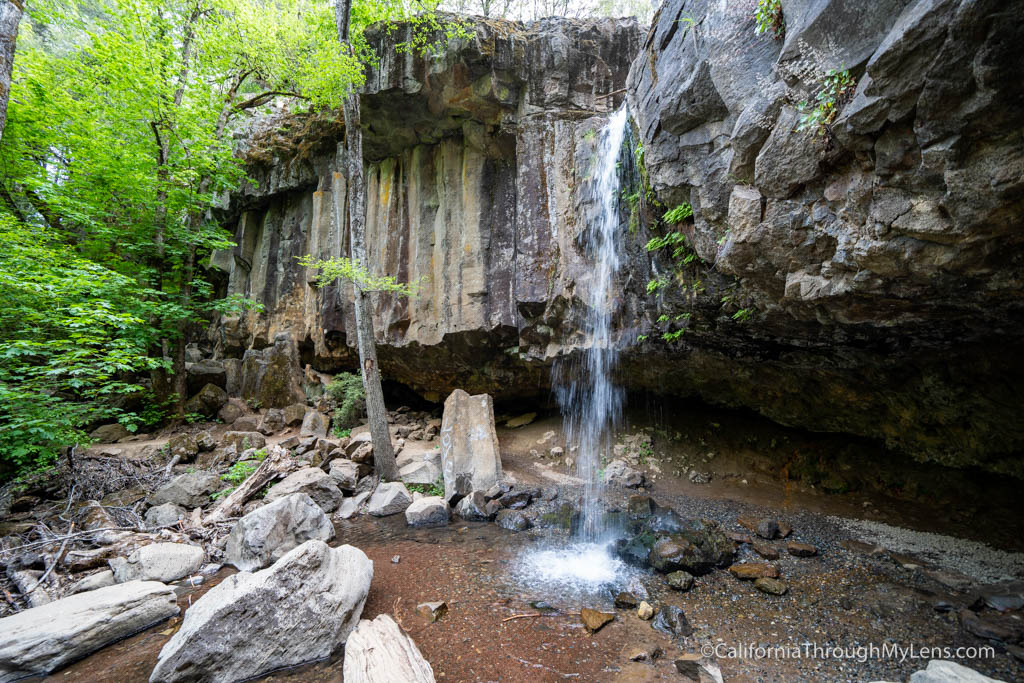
[
  {"left": 797, "top": 68, "right": 857, "bottom": 137},
  {"left": 326, "top": 373, "right": 365, "bottom": 432},
  {"left": 754, "top": 0, "right": 784, "bottom": 39}
]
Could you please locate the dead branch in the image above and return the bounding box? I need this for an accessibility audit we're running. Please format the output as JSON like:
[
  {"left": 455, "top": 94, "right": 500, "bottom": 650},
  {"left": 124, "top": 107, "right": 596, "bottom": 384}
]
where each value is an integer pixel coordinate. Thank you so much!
[
  {"left": 204, "top": 446, "right": 295, "bottom": 524},
  {"left": 501, "top": 613, "right": 549, "bottom": 622}
]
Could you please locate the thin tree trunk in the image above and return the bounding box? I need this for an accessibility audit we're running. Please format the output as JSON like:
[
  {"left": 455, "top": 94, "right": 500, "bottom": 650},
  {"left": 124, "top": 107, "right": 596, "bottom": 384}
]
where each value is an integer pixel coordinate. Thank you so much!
[
  {"left": 335, "top": 0, "right": 398, "bottom": 481},
  {"left": 0, "top": 0, "right": 23, "bottom": 143}
]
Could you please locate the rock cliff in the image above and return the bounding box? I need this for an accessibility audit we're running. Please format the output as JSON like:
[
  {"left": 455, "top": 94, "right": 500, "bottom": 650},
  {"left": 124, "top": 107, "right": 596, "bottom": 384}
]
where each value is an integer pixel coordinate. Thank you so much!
[{"left": 209, "top": 5, "right": 1024, "bottom": 475}]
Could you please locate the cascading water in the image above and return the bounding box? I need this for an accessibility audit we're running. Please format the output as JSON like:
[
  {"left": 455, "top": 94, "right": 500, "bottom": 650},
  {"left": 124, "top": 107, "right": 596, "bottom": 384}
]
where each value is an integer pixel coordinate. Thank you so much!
[
  {"left": 555, "top": 105, "right": 629, "bottom": 542},
  {"left": 512, "top": 106, "right": 638, "bottom": 600}
]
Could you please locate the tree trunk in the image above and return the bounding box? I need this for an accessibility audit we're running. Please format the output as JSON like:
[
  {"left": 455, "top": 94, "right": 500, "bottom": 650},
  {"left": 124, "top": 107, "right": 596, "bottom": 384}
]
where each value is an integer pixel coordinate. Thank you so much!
[
  {"left": 204, "top": 446, "right": 296, "bottom": 524},
  {"left": 335, "top": 0, "right": 398, "bottom": 481},
  {"left": 0, "top": 0, "right": 23, "bottom": 143}
]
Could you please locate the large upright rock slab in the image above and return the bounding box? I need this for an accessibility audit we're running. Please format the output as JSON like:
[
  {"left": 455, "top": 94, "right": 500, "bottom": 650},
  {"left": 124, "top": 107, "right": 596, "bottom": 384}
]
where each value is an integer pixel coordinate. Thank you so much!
[
  {"left": 0, "top": 581, "right": 178, "bottom": 681},
  {"left": 225, "top": 493, "right": 335, "bottom": 571},
  {"left": 150, "top": 541, "right": 372, "bottom": 683},
  {"left": 343, "top": 614, "right": 435, "bottom": 683},
  {"left": 439, "top": 390, "right": 502, "bottom": 504},
  {"left": 238, "top": 333, "right": 306, "bottom": 409}
]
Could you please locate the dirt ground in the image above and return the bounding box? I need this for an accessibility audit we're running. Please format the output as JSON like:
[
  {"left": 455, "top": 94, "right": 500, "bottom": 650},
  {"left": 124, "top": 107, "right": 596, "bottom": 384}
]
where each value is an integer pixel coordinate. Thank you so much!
[{"left": 34, "top": 405, "right": 1024, "bottom": 683}]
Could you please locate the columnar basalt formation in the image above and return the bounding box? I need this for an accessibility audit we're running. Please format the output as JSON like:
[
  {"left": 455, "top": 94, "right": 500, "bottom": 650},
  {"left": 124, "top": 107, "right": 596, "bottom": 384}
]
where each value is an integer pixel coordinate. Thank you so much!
[{"left": 210, "top": 5, "right": 1024, "bottom": 475}]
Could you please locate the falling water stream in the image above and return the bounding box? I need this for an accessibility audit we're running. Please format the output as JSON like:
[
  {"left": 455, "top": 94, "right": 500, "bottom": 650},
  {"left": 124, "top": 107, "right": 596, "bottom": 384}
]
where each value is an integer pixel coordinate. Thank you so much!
[{"left": 516, "top": 106, "right": 633, "bottom": 598}]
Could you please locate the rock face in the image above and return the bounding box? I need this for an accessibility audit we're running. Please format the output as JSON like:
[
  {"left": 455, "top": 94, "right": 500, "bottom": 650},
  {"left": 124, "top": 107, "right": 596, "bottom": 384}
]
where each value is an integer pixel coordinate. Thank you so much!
[
  {"left": 624, "top": 0, "right": 1024, "bottom": 474},
  {"left": 225, "top": 493, "right": 335, "bottom": 571},
  {"left": 264, "top": 467, "right": 343, "bottom": 513},
  {"left": 109, "top": 543, "right": 205, "bottom": 583},
  {"left": 343, "top": 614, "right": 435, "bottom": 683},
  {"left": 150, "top": 541, "right": 372, "bottom": 683},
  {"left": 439, "top": 390, "right": 502, "bottom": 503},
  {"left": 209, "top": 9, "right": 1024, "bottom": 476},
  {"left": 0, "top": 581, "right": 179, "bottom": 681}
]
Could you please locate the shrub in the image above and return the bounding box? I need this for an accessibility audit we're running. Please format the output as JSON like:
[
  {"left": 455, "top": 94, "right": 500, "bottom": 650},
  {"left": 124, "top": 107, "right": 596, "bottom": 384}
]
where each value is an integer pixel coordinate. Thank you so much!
[
  {"left": 326, "top": 373, "right": 365, "bottom": 431},
  {"left": 754, "top": 0, "right": 785, "bottom": 39}
]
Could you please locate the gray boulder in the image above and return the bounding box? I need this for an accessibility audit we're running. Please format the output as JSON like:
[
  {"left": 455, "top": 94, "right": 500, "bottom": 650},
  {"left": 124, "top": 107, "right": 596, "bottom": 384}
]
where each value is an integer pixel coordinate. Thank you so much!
[
  {"left": 145, "top": 503, "right": 186, "bottom": 528},
  {"left": 439, "top": 389, "right": 502, "bottom": 503},
  {"left": 300, "top": 410, "right": 329, "bottom": 438},
  {"left": 89, "top": 423, "right": 130, "bottom": 444},
  {"left": 328, "top": 459, "right": 360, "bottom": 491},
  {"left": 149, "top": 541, "right": 372, "bottom": 683},
  {"left": 165, "top": 433, "right": 199, "bottom": 463},
  {"left": 258, "top": 408, "right": 286, "bottom": 435},
  {"left": 404, "top": 496, "right": 450, "bottom": 528},
  {"left": 283, "top": 403, "right": 307, "bottom": 426},
  {"left": 186, "top": 359, "right": 226, "bottom": 394},
  {"left": 217, "top": 399, "right": 245, "bottom": 425},
  {"left": 454, "top": 490, "right": 492, "bottom": 521},
  {"left": 237, "top": 333, "right": 307, "bottom": 410},
  {"left": 149, "top": 472, "right": 221, "bottom": 508},
  {"left": 225, "top": 493, "right": 335, "bottom": 571},
  {"left": 603, "top": 459, "right": 644, "bottom": 488},
  {"left": 399, "top": 460, "right": 441, "bottom": 486},
  {"left": 495, "top": 509, "right": 531, "bottom": 532},
  {"left": 68, "top": 570, "right": 116, "bottom": 595},
  {"left": 335, "top": 491, "right": 371, "bottom": 520},
  {"left": 265, "top": 467, "right": 343, "bottom": 513},
  {"left": 0, "top": 581, "right": 178, "bottom": 680},
  {"left": 367, "top": 482, "right": 413, "bottom": 517},
  {"left": 184, "top": 383, "right": 227, "bottom": 418},
  {"left": 109, "top": 543, "right": 205, "bottom": 583},
  {"left": 222, "top": 431, "right": 266, "bottom": 452}
]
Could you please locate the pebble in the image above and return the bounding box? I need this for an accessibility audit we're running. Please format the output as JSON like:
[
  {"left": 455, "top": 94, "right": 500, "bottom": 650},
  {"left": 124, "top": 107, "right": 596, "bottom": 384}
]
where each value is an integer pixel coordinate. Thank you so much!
[
  {"left": 637, "top": 601, "right": 654, "bottom": 620},
  {"left": 787, "top": 541, "right": 818, "bottom": 557},
  {"left": 392, "top": 555, "right": 401, "bottom": 564},
  {"left": 754, "top": 577, "right": 788, "bottom": 595}
]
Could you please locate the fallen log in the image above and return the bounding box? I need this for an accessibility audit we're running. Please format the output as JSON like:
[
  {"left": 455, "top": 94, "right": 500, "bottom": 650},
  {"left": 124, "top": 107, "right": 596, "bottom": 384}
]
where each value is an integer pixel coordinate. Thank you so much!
[{"left": 203, "top": 446, "right": 295, "bottom": 524}]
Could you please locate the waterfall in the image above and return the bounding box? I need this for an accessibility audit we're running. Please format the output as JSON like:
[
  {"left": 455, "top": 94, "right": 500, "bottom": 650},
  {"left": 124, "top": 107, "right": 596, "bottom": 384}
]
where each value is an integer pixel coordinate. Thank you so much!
[{"left": 555, "top": 106, "right": 629, "bottom": 541}]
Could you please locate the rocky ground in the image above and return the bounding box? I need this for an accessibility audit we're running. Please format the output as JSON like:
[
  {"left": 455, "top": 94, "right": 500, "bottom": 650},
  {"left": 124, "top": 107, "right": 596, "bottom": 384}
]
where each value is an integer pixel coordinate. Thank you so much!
[{"left": 1, "top": 394, "right": 1022, "bottom": 682}]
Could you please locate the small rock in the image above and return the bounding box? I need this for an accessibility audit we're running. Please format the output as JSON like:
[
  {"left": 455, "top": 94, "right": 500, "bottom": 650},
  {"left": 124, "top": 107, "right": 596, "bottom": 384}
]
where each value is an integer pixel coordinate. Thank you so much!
[
  {"left": 727, "top": 531, "right": 753, "bottom": 544},
  {"left": 265, "top": 467, "right": 344, "bottom": 513},
  {"left": 787, "top": 541, "right": 818, "bottom": 557},
  {"left": 637, "top": 601, "right": 655, "bottom": 620},
  {"left": 497, "top": 487, "right": 537, "bottom": 510},
  {"left": 548, "top": 446, "right": 564, "bottom": 458},
  {"left": 687, "top": 470, "right": 711, "bottom": 484},
  {"left": 580, "top": 607, "right": 614, "bottom": 633},
  {"left": 666, "top": 571, "right": 694, "bottom": 592},
  {"left": 495, "top": 509, "right": 531, "bottom": 532},
  {"left": 627, "top": 495, "right": 655, "bottom": 517},
  {"left": 505, "top": 412, "right": 537, "bottom": 428},
  {"left": 300, "top": 410, "right": 329, "bottom": 438},
  {"left": 752, "top": 543, "right": 780, "bottom": 560},
  {"left": 416, "top": 601, "right": 448, "bottom": 622},
  {"left": 392, "top": 555, "right": 400, "bottom": 564},
  {"left": 222, "top": 431, "right": 266, "bottom": 452},
  {"left": 908, "top": 659, "right": 1004, "bottom": 682},
  {"left": 614, "top": 591, "right": 639, "bottom": 609},
  {"left": 604, "top": 459, "right": 645, "bottom": 488},
  {"left": 651, "top": 605, "right": 692, "bottom": 638},
  {"left": 454, "top": 490, "right": 493, "bottom": 521},
  {"left": 729, "top": 563, "right": 780, "bottom": 580},
  {"left": 777, "top": 521, "right": 792, "bottom": 538},
  {"left": 756, "top": 519, "right": 780, "bottom": 540},
  {"left": 755, "top": 577, "right": 788, "bottom": 595},
  {"left": 68, "top": 570, "right": 116, "bottom": 595},
  {"left": 89, "top": 423, "right": 130, "bottom": 444},
  {"left": 484, "top": 482, "right": 511, "bottom": 501},
  {"left": 334, "top": 491, "right": 370, "bottom": 520}
]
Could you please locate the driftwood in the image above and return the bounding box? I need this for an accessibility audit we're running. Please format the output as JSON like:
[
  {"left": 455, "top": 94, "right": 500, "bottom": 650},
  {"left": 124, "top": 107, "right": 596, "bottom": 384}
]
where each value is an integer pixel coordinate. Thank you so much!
[
  {"left": 6, "top": 568, "right": 51, "bottom": 607},
  {"left": 203, "top": 445, "right": 295, "bottom": 524},
  {"left": 342, "top": 614, "right": 435, "bottom": 683}
]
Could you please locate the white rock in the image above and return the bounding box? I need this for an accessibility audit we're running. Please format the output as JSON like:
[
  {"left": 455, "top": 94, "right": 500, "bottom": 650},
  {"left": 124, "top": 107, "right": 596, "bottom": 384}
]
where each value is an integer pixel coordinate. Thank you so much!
[
  {"left": 405, "top": 496, "right": 450, "bottom": 528},
  {"left": 336, "top": 491, "right": 371, "bottom": 520},
  {"left": 366, "top": 482, "right": 413, "bottom": 517},
  {"left": 225, "top": 493, "right": 335, "bottom": 571},
  {"left": 0, "top": 581, "right": 178, "bottom": 680},
  {"left": 399, "top": 459, "right": 441, "bottom": 485},
  {"left": 603, "top": 459, "right": 645, "bottom": 488},
  {"left": 68, "top": 570, "right": 116, "bottom": 595},
  {"left": 909, "top": 660, "right": 1002, "bottom": 683},
  {"left": 439, "top": 389, "right": 502, "bottom": 504},
  {"left": 343, "top": 614, "right": 435, "bottom": 683},
  {"left": 265, "top": 467, "right": 343, "bottom": 512},
  {"left": 109, "top": 543, "right": 205, "bottom": 583},
  {"left": 150, "top": 541, "right": 372, "bottom": 683}
]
